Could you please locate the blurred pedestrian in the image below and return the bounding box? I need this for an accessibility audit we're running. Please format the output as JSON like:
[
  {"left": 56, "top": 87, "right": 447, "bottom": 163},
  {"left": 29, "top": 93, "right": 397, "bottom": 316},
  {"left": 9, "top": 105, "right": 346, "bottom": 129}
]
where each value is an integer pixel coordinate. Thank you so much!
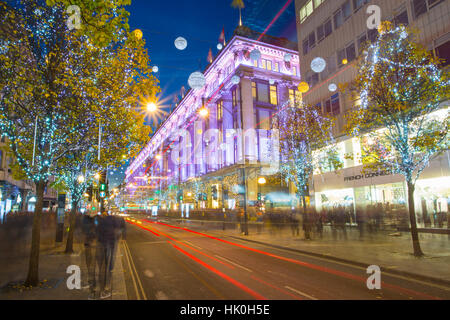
[
  {"left": 96, "top": 211, "right": 118, "bottom": 299},
  {"left": 82, "top": 212, "right": 97, "bottom": 299}
]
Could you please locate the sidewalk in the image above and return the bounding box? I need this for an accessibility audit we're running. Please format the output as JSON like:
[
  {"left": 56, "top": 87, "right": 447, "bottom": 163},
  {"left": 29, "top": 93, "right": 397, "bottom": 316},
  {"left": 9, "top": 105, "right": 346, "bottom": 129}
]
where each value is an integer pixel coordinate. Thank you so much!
[
  {"left": 171, "top": 219, "right": 450, "bottom": 285},
  {"left": 0, "top": 237, "right": 128, "bottom": 300}
]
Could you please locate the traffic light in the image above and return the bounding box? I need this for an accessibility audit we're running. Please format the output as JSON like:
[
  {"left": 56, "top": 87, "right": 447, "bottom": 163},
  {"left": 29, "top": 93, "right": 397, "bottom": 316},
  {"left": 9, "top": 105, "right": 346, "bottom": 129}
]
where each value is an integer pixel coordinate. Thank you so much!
[
  {"left": 203, "top": 193, "right": 207, "bottom": 201},
  {"left": 177, "top": 190, "right": 183, "bottom": 201},
  {"left": 212, "top": 185, "right": 218, "bottom": 200},
  {"left": 257, "top": 193, "right": 262, "bottom": 201}
]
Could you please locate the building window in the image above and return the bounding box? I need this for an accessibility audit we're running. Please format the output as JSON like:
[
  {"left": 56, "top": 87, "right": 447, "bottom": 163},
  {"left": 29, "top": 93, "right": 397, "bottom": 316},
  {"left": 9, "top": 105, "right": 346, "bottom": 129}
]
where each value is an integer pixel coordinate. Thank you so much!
[
  {"left": 306, "top": 71, "right": 319, "bottom": 88},
  {"left": 300, "top": 0, "right": 314, "bottom": 23},
  {"left": 274, "top": 62, "right": 280, "bottom": 72},
  {"left": 289, "top": 89, "right": 297, "bottom": 106},
  {"left": 353, "top": 0, "right": 369, "bottom": 12},
  {"left": 252, "top": 82, "right": 257, "bottom": 100},
  {"left": 217, "top": 100, "right": 223, "bottom": 121},
  {"left": 303, "top": 39, "right": 309, "bottom": 55},
  {"left": 367, "top": 28, "right": 378, "bottom": 43},
  {"left": 256, "top": 82, "right": 270, "bottom": 104},
  {"left": 357, "top": 33, "right": 367, "bottom": 53},
  {"left": 342, "top": 1, "right": 352, "bottom": 20},
  {"left": 324, "top": 93, "right": 340, "bottom": 115},
  {"left": 413, "top": 0, "right": 443, "bottom": 19},
  {"left": 338, "top": 42, "right": 356, "bottom": 67},
  {"left": 253, "top": 59, "right": 258, "bottom": 67},
  {"left": 270, "top": 85, "right": 278, "bottom": 105},
  {"left": 324, "top": 19, "right": 332, "bottom": 37},
  {"left": 292, "top": 66, "right": 298, "bottom": 77},
  {"left": 435, "top": 36, "right": 450, "bottom": 67},
  {"left": 394, "top": 10, "right": 409, "bottom": 26},
  {"left": 333, "top": 9, "right": 343, "bottom": 30},
  {"left": 261, "top": 59, "right": 272, "bottom": 71}
]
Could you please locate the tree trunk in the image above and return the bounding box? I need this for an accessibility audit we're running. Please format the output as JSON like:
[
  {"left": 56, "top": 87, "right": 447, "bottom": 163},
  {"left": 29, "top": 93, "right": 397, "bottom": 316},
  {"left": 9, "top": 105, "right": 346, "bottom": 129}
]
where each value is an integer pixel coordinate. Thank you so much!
[
  {"left": 302, "top": 196, "right": 311, "bottom": 240},
  {"left": 24, "top": 180, "right": 46, "bottom": 287},
  {"left": 406, "top": 180, "right": 424, "bottom": 257},
  {"left": 64, "top": 200, "right": 78, "bottom": 254}
]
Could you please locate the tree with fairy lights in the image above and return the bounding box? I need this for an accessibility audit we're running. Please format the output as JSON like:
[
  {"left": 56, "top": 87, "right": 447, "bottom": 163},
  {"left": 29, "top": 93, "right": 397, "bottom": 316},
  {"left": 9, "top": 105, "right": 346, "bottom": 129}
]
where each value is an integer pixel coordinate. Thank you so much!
[
  {"left": 346, "top": 22, "right": 450, "bottom": 257},
  {"left": 0, "top": 0, "right": 156, "bottom": 286},
  {"left": 277, "top": 101, "right": 343, "bottom": 240}
]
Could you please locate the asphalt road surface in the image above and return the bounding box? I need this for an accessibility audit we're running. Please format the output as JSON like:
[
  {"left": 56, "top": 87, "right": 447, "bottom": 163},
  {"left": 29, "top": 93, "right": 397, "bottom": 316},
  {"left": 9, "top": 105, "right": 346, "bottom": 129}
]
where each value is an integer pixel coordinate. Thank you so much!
[{"left": 120, "top": 217, "right": 450, "bottom": 300}]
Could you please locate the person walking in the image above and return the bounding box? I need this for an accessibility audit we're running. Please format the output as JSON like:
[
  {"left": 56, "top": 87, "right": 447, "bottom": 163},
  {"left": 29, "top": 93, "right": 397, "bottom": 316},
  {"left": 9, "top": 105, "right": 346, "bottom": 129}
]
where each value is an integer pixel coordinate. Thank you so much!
[
  {"left": 96, "top": 211, "right": 118, "bottom": 299},
  {"left": 82, "top": 212, "right": 98, "bottom": 299}
]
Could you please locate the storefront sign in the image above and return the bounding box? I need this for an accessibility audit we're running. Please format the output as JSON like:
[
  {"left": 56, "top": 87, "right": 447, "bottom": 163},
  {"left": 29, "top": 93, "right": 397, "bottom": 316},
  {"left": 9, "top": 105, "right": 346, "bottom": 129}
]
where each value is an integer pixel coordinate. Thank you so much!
[{"left": 344, "top": 170, "right": 392, "bottom": 182}]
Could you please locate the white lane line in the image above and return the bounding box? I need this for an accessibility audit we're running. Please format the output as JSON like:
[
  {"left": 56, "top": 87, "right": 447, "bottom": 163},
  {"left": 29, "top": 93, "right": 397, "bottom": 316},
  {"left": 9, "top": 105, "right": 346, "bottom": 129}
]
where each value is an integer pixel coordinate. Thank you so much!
[
  {"left": 214, "top": 255, "right": 253, "bottom": 273},
  {"left": 285, "top": 286, "right": 318, "bottom": 300},
  {"left": 184, "top": 240, "right": 203, "bottom": 250}
]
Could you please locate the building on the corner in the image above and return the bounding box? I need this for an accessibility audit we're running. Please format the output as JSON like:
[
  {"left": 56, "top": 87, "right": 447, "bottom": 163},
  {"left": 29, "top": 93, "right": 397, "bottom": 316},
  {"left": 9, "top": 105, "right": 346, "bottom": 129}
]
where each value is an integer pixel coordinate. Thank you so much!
[
  {"left": 295, "top": 0, "right": 449, "bottom": 227},
  {"left": 125, "top": 26, "right": 301, "bottom": 216}
]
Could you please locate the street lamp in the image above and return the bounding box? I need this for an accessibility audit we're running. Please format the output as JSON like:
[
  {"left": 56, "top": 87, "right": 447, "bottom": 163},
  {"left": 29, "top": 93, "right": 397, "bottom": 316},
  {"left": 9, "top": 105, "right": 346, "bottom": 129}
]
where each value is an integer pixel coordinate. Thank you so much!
[
  {"left": 77, "top": 175, "right": 85, "bottom": 183},
  {"left": 258, "top": 177, "right": 267, "bottom": 185},
  {"left": 147, "top": 102, "right": 158, "bottom": 113},
  {"left": 199, "top": 107, "right": 209, "bottom": 118}
]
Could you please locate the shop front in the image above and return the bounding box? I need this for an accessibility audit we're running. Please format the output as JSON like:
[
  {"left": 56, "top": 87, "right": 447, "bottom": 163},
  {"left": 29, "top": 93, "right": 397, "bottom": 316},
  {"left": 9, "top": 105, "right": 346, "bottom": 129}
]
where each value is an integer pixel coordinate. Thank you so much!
[{"left": 313, "top": 153, "right": 450, "bottom": 229}]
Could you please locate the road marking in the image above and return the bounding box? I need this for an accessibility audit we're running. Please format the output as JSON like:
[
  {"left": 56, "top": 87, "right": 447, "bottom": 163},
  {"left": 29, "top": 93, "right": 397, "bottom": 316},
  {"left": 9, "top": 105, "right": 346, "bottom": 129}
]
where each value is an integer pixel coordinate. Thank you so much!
[
  {"left": 226, "top": 235, "right": 450, "bottom": 292},
  {"left": 123, "top": 240, "right": 148, "bottom": 300},
  {"left": 214, "top": 255, "right": 253, "bottom": 272},
  {"left": 122, "top": 241, "right": 141, "bottom": 300},
  {"left": 184, "top": 240, "right": 203, "bottom": 250},
  {"left": 285, "top": 286, "right": 318, "bottom": 300}
]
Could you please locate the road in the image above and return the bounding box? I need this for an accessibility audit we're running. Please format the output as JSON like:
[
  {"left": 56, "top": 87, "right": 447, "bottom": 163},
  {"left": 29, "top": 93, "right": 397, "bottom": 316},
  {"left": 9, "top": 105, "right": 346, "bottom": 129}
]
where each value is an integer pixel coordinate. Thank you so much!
[{"left": 120, "top": 216, "right": 450, "bottom": 300}]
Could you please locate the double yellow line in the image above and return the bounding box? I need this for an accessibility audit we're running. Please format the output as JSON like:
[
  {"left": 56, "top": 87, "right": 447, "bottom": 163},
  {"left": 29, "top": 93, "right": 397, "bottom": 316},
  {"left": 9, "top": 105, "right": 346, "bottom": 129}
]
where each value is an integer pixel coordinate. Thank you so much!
[{"left": 122, "top": 240, "right": 147, "bottom": 300}]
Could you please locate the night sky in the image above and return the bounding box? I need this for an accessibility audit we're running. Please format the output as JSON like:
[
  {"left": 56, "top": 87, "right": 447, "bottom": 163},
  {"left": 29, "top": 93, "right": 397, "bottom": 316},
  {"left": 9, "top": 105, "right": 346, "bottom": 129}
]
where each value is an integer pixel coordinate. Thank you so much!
[{"left": 110, "top": 0, "right": 297, "bottom": 188}]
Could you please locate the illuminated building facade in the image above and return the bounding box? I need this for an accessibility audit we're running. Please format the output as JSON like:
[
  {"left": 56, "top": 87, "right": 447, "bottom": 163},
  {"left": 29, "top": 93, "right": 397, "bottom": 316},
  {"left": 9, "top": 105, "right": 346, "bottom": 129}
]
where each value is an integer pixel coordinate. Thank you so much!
[{"left": 126, "top": 27, "right": 301, "bottom": 213}]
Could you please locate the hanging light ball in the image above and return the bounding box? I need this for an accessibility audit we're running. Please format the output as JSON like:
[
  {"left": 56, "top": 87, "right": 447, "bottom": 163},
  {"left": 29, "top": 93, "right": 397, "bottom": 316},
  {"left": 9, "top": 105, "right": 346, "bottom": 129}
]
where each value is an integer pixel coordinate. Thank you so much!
[
  {"left": 328, "top": 83, "right": 337, "bottom": 92},
  {"left": 152, "top": 66, "right": 159, "bottom": 73},
  {"left": 231, "top": 75, "right": 240, "bottom": 85},
  {"left": 311, "top": 57, "right": 327, "bottom": 73},
  {"left": 298, "top": 82, "right": 310, "bottom": 94},
  {"left": 217, "top": 43, "right": 223, "bottom": 50},
  {"left": 133, "top": 29, "right": 143, "bottom": 40},
  {"left": 250, "top": 49, "right": 261, "bottom": 61},
  {"left": 284, "top": 53, "right": 292, "bottom": 62},
  {"left": 188, "top": 72, "right": 206, "bottom": 90},
  {"left": 342, "top": 58, "right": 348, "bottom": 65},
  {"left": 174, "top": 37, "right": 188, "bottom": 50}
]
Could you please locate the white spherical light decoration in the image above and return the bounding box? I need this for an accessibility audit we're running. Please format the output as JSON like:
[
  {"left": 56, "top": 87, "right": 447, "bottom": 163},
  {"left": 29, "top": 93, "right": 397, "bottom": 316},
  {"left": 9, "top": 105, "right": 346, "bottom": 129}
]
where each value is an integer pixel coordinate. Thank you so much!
[
  {"left": 174, "top": 37, "right": 188, "bottom": 50},
  {"left": 217, "top": 43, "right": 223, "bottom": 50},
  {"left": 284, "top": 53, "right": 292, "bottom": 62},
  {"left": 152, "top": 66, "right": 159, "bottom": 73},
  {"left": 328, "top": 83, "right": 337, "bottom": 92},
  {"left": 311, "top": 57, "right": 327, "bottom": 73},
  {"left": 269, "top": 79, "right": 275, "bottom": 85},
  {"left": 188, "top": 72, "right": 206, "bottom": 90},
  {"left": 250, "top": 49, "right": 261, "bottom": 61},
  {"left": 231, "top": 75, "right": 240, "bottom": 85}
]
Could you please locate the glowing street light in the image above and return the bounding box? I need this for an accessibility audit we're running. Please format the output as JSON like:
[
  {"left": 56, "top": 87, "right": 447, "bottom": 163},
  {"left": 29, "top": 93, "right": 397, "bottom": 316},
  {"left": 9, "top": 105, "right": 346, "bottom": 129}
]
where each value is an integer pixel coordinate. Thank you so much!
[
  {"left": 258, "top": 177, "right": 267, "bottom": 185},
  {"left": 77, "top": 175, "right": 85, "bottom": 183},
  {"left": 147, "top": 102, "right": 158, "bottom": 113},
  {"left": 155, "top": 154, "right": 162, "bottom": 160},
  {"left": 95, "top": 173, "right": 100, "bottom": 180},
  {"left": 199, "top": 107, "right": 209, "bottom": 118}
]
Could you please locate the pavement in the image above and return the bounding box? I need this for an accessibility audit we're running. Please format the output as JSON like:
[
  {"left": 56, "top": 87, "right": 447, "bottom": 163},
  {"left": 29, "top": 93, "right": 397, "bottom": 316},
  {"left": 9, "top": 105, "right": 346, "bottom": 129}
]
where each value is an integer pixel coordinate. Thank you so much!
[
  {"left": 0, "top": 221, "right": 127, "bottom": 300},
  {"left": 119, "top": 216, "right": 450, "bottom": 300}
]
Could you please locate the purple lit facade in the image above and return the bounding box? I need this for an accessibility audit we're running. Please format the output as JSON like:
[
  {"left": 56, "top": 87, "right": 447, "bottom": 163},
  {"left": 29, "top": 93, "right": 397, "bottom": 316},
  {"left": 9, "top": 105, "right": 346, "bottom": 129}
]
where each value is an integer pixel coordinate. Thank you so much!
[{"left": 126, "top": 29, "right": 301, "bottom": 211}]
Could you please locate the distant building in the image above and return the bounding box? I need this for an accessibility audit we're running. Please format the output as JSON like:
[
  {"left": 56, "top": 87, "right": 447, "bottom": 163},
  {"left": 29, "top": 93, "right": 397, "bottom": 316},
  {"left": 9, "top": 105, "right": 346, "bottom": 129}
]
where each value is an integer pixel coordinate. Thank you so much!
[
  {"left": 295, "top": 0, "right": 449, "bottom": 226},
  {"left": 126, "top": 26, "right": 301, "bottom": 214},
  {"left": 0, "top": 136, "right": 58, "bottom": 221}
]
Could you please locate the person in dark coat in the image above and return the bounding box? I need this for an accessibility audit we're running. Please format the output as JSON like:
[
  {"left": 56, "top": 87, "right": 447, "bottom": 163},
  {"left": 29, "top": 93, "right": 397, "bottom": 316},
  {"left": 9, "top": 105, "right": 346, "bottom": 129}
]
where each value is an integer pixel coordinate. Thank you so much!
[
  {"left": 96, "top": 211, "right": 118, "bottom": 299},
  {"left": 82, "top": 212, "right": 97, "bottom": 297}
]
